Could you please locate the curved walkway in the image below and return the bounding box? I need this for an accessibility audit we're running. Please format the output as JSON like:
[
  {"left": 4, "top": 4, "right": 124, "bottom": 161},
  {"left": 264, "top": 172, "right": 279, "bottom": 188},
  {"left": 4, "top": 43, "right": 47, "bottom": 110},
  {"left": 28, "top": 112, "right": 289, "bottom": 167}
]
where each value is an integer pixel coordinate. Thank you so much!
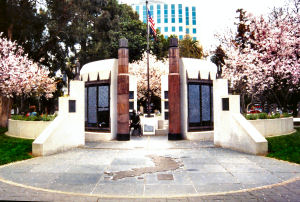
[{"left": 0, "top": 136, "right": 300, "bottom": 201}]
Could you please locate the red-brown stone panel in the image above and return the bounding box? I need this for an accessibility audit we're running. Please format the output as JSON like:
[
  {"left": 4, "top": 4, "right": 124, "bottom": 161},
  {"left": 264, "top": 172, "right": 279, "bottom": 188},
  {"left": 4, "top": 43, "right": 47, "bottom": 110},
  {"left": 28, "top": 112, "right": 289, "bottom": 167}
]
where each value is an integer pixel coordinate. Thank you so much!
[
  {"left": 168, "top": 74, "right": 181, "bottom": 134},
  {"left": 117, "top": 75, "right": 129, "bottom": 95},
  {"left": 118, "top": 49, "right": 129, "bottom": 74},
  {"left": 169, "top": 48, "right": 180, "bottom": 74}
]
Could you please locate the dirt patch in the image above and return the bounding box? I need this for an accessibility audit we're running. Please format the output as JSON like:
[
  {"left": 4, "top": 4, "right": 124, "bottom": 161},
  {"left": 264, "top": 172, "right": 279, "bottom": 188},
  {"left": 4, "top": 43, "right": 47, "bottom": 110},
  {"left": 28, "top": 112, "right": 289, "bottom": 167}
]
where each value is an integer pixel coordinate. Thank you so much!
[{"left": 105, "top": 155, "right": 183, "bottom": 180}]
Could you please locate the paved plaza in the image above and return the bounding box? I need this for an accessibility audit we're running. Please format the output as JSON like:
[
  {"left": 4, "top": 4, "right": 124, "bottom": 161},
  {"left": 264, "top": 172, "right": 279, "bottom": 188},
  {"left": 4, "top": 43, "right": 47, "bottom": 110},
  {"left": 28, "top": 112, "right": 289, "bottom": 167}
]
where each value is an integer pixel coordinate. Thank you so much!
[{"left": 0, "top": 136, "right": 300, "bottom": 201}]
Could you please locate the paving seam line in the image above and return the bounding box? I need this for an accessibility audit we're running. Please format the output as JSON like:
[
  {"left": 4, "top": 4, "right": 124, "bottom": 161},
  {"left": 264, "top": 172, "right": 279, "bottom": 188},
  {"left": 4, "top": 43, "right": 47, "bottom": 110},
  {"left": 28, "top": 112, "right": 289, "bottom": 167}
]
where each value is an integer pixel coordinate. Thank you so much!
[
  {"left": 0, "top": 148, "right": 299, "bottom": 199},
  {"left": 0, "top": 174, "right": 299, "bottom": 199}
]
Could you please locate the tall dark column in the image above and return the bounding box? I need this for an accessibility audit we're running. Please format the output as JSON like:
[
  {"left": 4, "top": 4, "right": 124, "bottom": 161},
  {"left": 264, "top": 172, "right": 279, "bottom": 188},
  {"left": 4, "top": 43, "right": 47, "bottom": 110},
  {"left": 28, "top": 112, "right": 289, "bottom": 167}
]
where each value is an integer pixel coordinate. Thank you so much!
[
  {"left": 168, "top": 38, "right": 182, "bottom": 140},
  {"left": 117, "top": 38, "right": 130, "bottom": 141}
]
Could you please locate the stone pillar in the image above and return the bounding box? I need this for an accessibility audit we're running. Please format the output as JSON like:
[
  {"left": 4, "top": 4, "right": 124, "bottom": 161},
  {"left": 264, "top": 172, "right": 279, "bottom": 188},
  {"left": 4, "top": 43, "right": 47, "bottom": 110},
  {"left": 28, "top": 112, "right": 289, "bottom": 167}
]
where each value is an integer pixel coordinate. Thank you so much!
[
  {"left": 168, "top": 38, "right": 182, "bottom": 140},
  {"left": 117, "top": 38, "right": 130, "bottom": 141}
]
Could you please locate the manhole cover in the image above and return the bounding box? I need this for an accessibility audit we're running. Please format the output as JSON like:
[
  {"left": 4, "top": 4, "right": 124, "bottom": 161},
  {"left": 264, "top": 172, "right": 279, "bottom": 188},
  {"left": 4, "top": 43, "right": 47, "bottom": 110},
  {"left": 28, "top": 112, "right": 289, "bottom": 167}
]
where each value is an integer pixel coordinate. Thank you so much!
[{"left": 157, "top": 174, "right": 174, "bottom": 180}]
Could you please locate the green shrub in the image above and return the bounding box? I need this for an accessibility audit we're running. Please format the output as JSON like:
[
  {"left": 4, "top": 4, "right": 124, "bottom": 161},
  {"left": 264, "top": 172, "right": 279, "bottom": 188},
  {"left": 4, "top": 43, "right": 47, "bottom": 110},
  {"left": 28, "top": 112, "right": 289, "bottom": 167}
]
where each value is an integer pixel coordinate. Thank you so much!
[
  {"left": 11, "top": 114, "right": 56, "bottom": 121},
  {"left": 274, "top": 113, "right": 281, "bottom": 118},
  {"left": 25, "top": 116, "right": 40, "bottom": 121},
  {"left": 258, "top": 113, "right": 268, "bottom": 119},
  {"left": 267, "top": 114, "right": 276, "bottom": 119},
  {"left": 267, "top": 113, "right": 280, "bottom": 119},
  {"left": 41, "top": 115, "right": 56, "bottom": 121},
  {"left": 245, "top": 114, "right": 258, "bottom": 120},
  {"left": 282, "top": 113, "right": 292, "bottom": 118},
  {"left": 244, "top": 112, "right": 289, "bottom": 120},
  {"left": 11, "top": 115, "right": 24, "bottom": 120}
]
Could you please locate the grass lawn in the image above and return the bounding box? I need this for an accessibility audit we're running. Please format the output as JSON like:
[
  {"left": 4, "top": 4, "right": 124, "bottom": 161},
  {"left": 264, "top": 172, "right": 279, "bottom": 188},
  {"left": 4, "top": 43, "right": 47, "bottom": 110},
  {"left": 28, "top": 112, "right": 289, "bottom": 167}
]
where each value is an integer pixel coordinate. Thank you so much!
[
  {"left": 0, "top": 127, "right": 33, "bottom": 166},
  {"left": 266, "top": 128, "right": 300, "bottom": 164}
]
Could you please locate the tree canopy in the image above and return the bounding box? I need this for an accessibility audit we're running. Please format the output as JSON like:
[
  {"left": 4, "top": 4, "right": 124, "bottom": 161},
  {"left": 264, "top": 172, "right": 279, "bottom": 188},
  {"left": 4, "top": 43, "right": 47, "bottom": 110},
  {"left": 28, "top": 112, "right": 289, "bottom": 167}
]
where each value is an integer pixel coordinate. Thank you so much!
[
  {"left": 0, "top": 33, "right": 56, "bottom": 98},
  {"left": 152, "top": 34, "right": 205, "bottom": 60},
  {"left": 220, "top": 6, "right": 300, "bottom": 112},
  {"left": 0, "top": 0, "right": 149, "bottom": 77}
]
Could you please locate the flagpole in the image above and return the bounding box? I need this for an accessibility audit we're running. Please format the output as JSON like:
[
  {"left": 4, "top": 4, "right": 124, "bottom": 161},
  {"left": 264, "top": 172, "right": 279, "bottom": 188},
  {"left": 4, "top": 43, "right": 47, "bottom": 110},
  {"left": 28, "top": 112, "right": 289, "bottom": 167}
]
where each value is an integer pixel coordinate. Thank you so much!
[{"left": 146, "top": 0, "right": 150, "bottom": 117}]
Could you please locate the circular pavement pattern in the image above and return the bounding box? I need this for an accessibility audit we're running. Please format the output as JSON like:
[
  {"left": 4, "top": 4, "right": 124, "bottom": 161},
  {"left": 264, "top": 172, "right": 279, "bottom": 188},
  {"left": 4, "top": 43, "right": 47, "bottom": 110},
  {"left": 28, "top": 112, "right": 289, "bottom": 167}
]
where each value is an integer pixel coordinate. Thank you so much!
[{"left": 0, "top": 136, "right": 300, "bottom": 201}]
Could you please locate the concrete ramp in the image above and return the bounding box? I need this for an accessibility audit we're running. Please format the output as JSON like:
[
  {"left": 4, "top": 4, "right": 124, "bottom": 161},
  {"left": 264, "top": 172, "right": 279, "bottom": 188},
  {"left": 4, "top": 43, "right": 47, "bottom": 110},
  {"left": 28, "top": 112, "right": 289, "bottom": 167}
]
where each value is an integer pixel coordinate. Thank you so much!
[
  {"left": 32, "top": 81, "right": 85, "bottom": 156},
  {"left": 213, "top": 79, "right": 268, "bottom": 155}
]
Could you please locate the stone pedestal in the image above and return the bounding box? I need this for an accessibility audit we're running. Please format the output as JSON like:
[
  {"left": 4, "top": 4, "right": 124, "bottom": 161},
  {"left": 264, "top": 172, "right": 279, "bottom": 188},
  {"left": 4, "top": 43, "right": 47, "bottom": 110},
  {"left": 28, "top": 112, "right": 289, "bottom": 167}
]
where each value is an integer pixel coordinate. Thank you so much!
[
  {"left": 168, "top": 38, "right": 182, "bottom": 140},
  {"left": 117, "top": 38, "right": 130, "bottom": 141},
  {"left": 141, "top": 115, "right": 158, "bottom": 136}
]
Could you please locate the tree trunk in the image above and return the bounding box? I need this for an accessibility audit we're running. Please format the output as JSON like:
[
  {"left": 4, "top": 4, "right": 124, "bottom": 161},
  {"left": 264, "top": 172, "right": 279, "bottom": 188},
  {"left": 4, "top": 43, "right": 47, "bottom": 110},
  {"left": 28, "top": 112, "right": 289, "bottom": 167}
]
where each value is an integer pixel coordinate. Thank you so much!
[
  {"left": 8, "top": 24, "right": 13, "bottom": 40},
  {"left": 240, "top": 93, "right": 246, "bottom": 113},
  {"left": 0, "top": 96, "right": 12, "bottom": 128}
]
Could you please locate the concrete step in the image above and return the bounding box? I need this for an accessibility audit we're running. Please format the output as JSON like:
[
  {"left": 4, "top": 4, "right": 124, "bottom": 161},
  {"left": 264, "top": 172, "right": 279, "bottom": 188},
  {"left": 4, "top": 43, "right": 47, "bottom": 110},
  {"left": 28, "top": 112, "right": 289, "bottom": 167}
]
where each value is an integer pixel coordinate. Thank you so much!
[{"left": 155, "top": 129, "right": 168, "bottom": 136}]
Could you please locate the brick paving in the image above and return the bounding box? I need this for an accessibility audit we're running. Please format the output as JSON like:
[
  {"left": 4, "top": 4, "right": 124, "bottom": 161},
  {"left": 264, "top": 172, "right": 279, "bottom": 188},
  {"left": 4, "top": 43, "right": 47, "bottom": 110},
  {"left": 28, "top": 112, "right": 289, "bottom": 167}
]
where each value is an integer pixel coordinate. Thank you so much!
[{"left": 0, "top": 136, "right": 299, "bottom": 201}]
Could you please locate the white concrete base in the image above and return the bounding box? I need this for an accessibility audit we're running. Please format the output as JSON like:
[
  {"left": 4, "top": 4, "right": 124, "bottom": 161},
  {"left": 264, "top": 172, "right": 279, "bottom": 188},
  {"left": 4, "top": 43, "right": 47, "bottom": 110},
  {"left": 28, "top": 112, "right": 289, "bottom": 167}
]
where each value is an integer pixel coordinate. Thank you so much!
[
  {"left": 187, "top": 131, "right": 214, "bottom": 141},
  {"left": 155, "top": 129, "right": 168, "bottom": 136},
  {"left": 294, "top": 118, "right": 300, "bottom": 128},
  {"left": 32, "top": 81, "right": 85, "bottom": 156},
  {"left": 213, "top": 79, "right": 268, "bottom": 155},
  {"left": 85, "top": 132, "right": 112, "bottom": 141},
  {"left": 249, "top": 117, "right": 295, "bottom": 137},
  {"left": 141, "top": 116, "right": 158, "bottom": 136},
  {"left": 7, "top": 119, "right": 52, "bottom": 139}
]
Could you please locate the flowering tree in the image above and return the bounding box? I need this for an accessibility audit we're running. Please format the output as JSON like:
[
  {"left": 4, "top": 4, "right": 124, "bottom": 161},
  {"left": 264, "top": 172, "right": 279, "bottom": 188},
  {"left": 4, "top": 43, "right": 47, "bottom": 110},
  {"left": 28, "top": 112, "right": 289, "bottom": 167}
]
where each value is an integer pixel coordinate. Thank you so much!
[
  {"left": 0, "top": 33, "right": 56, "bottom": 127},
  {"left": 222, "top": 11, "right": 300, "bottom": 112},
  {"left": 129, "top": 53, "right": 168, "bottom": 111}
]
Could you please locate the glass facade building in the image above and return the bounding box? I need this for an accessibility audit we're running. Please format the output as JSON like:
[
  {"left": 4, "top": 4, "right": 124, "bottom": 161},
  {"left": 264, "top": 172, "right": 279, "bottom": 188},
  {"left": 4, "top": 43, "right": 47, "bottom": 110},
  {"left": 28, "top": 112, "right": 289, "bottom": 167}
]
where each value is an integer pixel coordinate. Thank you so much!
[
  {"left": 119, "top": 0, "right": 199, "bottom": 41},
  {"left": 157, "top": 5, "right": 161, "bottom": 24},
  {"left": 164, "top": 4, "right": 168, "bottom": 23}
]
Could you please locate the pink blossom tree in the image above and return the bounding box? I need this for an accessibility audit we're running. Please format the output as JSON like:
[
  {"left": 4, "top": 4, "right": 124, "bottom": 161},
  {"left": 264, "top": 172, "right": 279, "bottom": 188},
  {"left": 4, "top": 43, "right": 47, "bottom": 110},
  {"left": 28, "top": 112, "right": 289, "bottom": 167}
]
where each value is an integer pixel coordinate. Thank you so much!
[
  {"left": 0, "top": 33, "right": 56, "bottom": 127},
  {"left": 222, "top": 11, "right": 300, "bottom": 112},
  {"left": 129, "top": 53, "right": 168, "bottom": 111}
]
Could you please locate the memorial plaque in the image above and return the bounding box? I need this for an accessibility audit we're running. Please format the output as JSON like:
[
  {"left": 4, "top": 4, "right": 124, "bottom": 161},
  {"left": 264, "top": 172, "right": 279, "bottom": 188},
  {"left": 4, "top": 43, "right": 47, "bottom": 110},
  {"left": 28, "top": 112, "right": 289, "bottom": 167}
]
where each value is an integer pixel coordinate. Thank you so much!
[
  {"left": 222, "top": 98, "right": 229, "bottom": 111},
  {"left": 69, "top": 100, "right": 76, "bottom": 113},
  {"left": 164, "top": 91, "right": 168, "bottom": 99},
  {"left": 98, "top": 85, "right": 109, "bottom": 109},
  {"left": 164, "top": 101, "right": 169, "bottom": 109},
  {"left": 88, "top": 86, "right": 97, "bottom": 123},
  {"left": 129, "top": 101, "right": 134, "bottom": 110},
  {"left": 201, "top": 85, "right": 210, "bottom": 121},
  {"left": 164, "top": 111, "right": 169, "bottom": 120},
  {"left": 144, "top": 124, "right": 154, "bottom": 132},
  {"left": 85, "top": 87, "right": 87, "bottom": 121},
  {"left": 188, "top": 84, "right": 200, "bottom": 123},
  {"left": 129, "top": 91, "right": 134, "bottom": 99}
]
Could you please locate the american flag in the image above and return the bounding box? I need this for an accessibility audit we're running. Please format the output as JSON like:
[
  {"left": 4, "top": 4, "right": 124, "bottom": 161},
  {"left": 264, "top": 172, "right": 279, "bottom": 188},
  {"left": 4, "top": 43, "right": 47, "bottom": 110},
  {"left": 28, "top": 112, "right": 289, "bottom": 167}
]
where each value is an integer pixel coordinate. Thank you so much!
[{"left": 148, "top": 9, "right": 157, "bottom": 39}]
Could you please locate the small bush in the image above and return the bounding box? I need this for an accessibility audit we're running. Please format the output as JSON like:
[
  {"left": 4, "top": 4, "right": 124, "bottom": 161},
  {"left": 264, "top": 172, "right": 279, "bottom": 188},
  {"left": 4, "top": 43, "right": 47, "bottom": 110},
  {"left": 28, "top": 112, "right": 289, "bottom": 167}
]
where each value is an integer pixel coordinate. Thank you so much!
[
  {"left": 11, "top": 114, "right": 56, "bottom": 121},
  {"left": 274, "top": 113, "right": 281, "bottom": 118},
  {"left": 282, "top": 113, "right": 292, "bottom": 118},
  {"left": 244, "top": 112, "right": 291, "bottom": 120},
  {"left": 25, "top": 116, "right": 40, "bottom": 121},
  {"left": 268, "top": 113, "right": 281, "bottom": 119},
  {"left": 245, "top": 114, "right": 258, "bottom": 120},
  {"left": 11, "top": 115, "right": 23, "bottom": 120},
  {"left": 267, "top": 114, "right": 276, "bottom": 119},
  {"left": 258, "top": 113, "right": 268, "bottom": 119},
  {"left": 41, "top": 115, "right": 56, "bottom": 121}
]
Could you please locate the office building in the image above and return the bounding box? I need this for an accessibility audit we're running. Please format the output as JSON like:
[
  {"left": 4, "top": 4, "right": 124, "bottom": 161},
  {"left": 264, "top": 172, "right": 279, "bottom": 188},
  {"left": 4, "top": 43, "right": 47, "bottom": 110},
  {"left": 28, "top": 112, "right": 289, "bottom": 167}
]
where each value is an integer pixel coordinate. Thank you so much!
[{"left": 118, "top": 0, "right": 199, "bottom": 41}]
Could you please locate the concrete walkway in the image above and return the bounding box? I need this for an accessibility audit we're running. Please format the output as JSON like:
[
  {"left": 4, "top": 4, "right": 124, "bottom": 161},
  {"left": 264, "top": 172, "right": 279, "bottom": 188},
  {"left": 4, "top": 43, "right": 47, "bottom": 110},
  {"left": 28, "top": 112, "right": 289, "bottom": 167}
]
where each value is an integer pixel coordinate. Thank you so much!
[{"left": 0, "top": 136, "right": 300, "bottom": 201}]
